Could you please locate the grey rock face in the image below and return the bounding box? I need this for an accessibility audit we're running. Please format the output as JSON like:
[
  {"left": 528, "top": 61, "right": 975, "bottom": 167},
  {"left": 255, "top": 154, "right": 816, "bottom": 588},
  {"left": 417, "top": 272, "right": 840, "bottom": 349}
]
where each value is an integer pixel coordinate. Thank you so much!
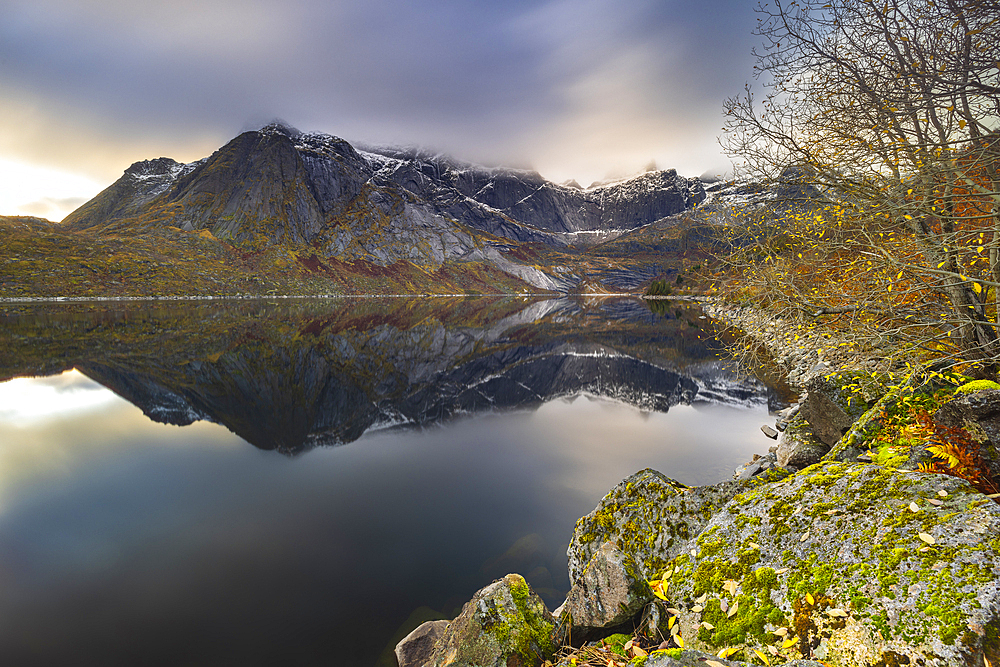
[
  {"left": 800, "top": 375, "right": 866, "bottom": 446},
  {"left": 426, "top": 574, "right": 556, "bottom": 667},
  {"left": 395, "top": 620, "right": 450, "bottom": 667},
  {"left": 775, "top": 412, "right": 830, "bottom": 469},
  {"left": 556, "top": 543, "right": 652, "bottom": 641}
]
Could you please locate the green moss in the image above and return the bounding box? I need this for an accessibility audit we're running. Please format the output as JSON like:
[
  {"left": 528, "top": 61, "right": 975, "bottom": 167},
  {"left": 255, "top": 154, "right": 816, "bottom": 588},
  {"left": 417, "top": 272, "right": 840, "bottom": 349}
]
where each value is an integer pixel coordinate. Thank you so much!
[{"left": 955, "top": 379, "right": 1000, "bottom": 394}]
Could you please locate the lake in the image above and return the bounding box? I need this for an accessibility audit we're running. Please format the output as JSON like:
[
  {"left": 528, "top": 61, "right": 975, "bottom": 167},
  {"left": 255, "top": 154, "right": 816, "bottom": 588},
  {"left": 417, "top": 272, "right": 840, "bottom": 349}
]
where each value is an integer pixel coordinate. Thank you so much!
[{"left": 0, "top": 296, "right": 779, "bottom": 666}]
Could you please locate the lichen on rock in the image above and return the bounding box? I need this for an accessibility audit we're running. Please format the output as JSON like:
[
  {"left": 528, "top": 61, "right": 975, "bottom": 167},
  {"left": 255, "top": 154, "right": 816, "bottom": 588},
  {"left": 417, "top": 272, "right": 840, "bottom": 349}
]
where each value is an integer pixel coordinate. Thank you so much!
[
  {"left": 426, "top": 573, "right": 556, "bottom": 667},
  {"left": 567, "top": 467, "right": 790, "bottom": 586},
  {"left": 556, "top": 542, "right": 653, "bottom": 642},
  {"left": 566, "top": 461, "right": 999, "bottom": 666}
]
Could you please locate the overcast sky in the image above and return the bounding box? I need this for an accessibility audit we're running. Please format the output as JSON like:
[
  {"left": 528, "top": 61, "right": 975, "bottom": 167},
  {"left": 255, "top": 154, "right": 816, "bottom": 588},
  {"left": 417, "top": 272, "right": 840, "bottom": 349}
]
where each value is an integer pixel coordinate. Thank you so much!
[{"left": 0, "top": 0, "right": 760, "bottom": 220}]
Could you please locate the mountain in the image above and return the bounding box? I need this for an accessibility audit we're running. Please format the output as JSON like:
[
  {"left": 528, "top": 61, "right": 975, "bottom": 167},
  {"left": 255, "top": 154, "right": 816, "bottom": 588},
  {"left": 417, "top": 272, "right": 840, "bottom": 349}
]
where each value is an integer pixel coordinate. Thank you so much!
[{"left": 62, "top": 123, "right": 706, "bottom": 291}]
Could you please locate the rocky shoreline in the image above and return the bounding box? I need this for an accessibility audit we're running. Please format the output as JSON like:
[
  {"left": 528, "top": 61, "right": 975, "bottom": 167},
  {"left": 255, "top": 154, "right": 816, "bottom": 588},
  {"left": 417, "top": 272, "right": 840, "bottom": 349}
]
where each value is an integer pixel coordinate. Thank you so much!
[{"left": 393, "top": 302, "right": 1000, "bottom": 667}]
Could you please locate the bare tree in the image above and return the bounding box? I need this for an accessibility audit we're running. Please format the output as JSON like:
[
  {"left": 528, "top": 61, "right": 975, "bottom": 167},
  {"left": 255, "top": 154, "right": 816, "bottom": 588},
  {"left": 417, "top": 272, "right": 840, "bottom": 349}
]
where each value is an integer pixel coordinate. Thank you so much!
[{"left": 721, "top": 0, "right": 1000, "bottom": 369}]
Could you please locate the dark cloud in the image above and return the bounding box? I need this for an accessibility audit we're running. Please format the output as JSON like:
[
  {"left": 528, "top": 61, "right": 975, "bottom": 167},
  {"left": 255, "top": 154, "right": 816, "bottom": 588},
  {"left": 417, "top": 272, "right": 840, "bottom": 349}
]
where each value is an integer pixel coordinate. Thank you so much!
[{"left": 0, "top": 0, "right": 760, "bottom": 188}]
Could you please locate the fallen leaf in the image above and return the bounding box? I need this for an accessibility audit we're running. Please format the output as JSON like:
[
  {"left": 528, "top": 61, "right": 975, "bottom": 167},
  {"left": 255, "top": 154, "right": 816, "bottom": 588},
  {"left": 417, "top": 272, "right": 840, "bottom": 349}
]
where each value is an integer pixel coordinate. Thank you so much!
[
  {"left": 705, "top": 661, "right": 726, "bottom": 667},
  {"left": 772, "top": 627, "right": 788, "bottom": 637},
  {"left": 908, "top": 501, "right": 920, "bottom": 513},
  {"left": 668, "top": 616, "right": 675, "bottom": 630},
  {"left": 667, "top": 607, "right": 681, "bottom": 616},
  {"left": 653, "top": 588, "right": 668, "bottom": 601},
  {"left": 919, "top": 546, "right": 931, "bottom": 552},
  {"left": 727, "top": 601, "right": 739, "bottom": 618},
  {"left": 800, "top": 531, "right": 810, "bottom": 542},
  {"left": 623, "top": 639, "right": 633, "bottom": 651},
  {"left": 753, "top": 647, "right": 771, "bottom": 665},
  {"left": 631, "top": 646, "right": 647, "bottom": 658},
  {"left": 720, "top": 599, "right": 729, "bottom": 613},
  {"left": 723, "top": 579, "right": 738, "bottom": 596},
  {"left": 718, "top": 647, "right": 740, "bottom": 659},
  {"left": 695, "top": 592, "right": 709, "bottom": 605},
  {"left": 690, "top": 549, "right": 698, "bottom": 557},
  {"left": 775, "top": 567, "right": 789, "bottom": 575},
  {"left": 937, "top": 489, "right": 948, "bottom": 497},
  {"left": 782, "top": 637, "right": 798, "bottom": 649},
  {"left": 675, "top": 634, "right": 684, "bottom": 648},
  {"left": 702, "top": 621, "right": 715, "bottom": 630},
  {"left": 749, "top": 542, "right": 760, "bottom": 549},
  {"left": 768, "top": 645, "right": 779, "bottom": 656},
  {"left": 806, "top": 593, "right": 815, "bottom": 605},
  {"left": 928, "top": 499, "right": 942, "bottom": 506},
  {"left": 918, "top": 532, "right": 936, "bottom": 545},
  {"left": 826, "top": 608, "right": 849, "bottom": 617},
  {"left": 692, "top": 605, "right": 704, "bottom": 613}
]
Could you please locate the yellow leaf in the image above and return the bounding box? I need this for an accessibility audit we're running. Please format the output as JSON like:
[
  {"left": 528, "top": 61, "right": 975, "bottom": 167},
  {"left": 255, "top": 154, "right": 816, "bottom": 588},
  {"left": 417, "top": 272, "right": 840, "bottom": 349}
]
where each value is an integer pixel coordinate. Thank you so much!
[
  {"left": 753, "top": 647, "right": 771, "bottom": 665},
  {"left": 692, "top": 605, "right": 704, "bottom": 613},
  {"left": 632, "top": 646, "right": 648, "bottom": 658},
  {"left": 782, "top": 637, "right": 798, "bottom": 649},
  {"left": 718, "top": 647, "right": 740, "bottom": 659},
  {"left": 653, "top": 588, "right": 668, "bottom": 601},
  {"left": 806, "top": 593, "right": 815, "bottom": 605},
  {"left": 676, "top": 634, "right": 684, "bottom": 648},
  {"left": 723, "top": 579, "right": 738, "bottom": 596},
  {"left": 668, "top": 616, "right": 676, "bottom": 630},
  {"left": 667, "top": 607, "right": 682, "bottom": 616},
  {"left": 728, "top": 601, "right": 739, "bottom": 618}
]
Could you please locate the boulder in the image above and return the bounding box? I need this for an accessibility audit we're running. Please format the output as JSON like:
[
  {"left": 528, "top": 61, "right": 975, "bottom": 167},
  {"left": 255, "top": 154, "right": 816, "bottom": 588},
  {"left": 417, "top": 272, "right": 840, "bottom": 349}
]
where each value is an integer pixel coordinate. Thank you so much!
[
  {"left": 934, "top": 389, "right": 1000, "bottom": 480},
  {"left": 800, "top": 374, "right": 882, "bottom": 446},
  {"left": 732, "top": 453, "right": 784, "bottom": 481},
  {"left": 556, "top": 542, "right": 652, "bottom": 642},
  {"left": 776, "top": 412, "right": 830, "bottom": 469},
  {"left": 426, "top": 574, "right": 556, "bottom": 667},
  {"left": 613, "top": 648, "right": 824, "bottom": 666},
  {"left": 395, "top": 620, "right": 450, "bottom": 667},
  {"left": 566, "top": 461, "right": 1000, "bottom": 666},
  {"left": 566, "top": 468, "right": 790, "bottom": 585}
]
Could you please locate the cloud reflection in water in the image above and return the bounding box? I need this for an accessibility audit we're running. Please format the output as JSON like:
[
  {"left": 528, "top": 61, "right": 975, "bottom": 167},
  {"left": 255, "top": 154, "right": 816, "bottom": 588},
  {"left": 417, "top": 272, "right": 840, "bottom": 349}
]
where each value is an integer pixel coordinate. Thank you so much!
[{"left": 0, "top": 374, "right": 769, "bottom": 666}]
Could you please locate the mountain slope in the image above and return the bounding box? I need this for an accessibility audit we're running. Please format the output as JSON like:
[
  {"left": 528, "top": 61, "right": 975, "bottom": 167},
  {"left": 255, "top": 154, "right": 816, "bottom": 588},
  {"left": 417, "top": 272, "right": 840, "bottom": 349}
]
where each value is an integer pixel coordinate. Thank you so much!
[{"left": 61, "top": 123, "right": 708, "bottom": 292}]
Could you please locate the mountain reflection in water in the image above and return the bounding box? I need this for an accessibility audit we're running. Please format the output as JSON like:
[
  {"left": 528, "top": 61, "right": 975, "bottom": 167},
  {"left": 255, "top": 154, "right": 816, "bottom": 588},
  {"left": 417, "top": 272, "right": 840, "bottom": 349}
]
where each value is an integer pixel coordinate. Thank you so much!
[{"left": 0, "top": 296, "right": 777, "bottom": 666}]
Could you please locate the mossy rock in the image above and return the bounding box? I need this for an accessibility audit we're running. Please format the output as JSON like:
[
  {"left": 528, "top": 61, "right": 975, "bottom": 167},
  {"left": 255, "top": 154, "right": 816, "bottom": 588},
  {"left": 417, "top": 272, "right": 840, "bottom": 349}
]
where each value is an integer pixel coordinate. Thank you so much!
[
  {"left": 776, "top": 411, "right": 830, "bottom": 469},
  {"left": 801, "top": 372, "right": 889, "bottom": 447},
  {"left": 652, "top": 462, "right": 1000, "bottom": 666},
  {"left": 427, "top": 574, "right": 556, "bottom": 667},
  {"left": 956, "top": 380, "right": 1000, "bottom": 394},
  {"left": 638, "top": 648, "right": 824, "bottom": 666},
  {"left": 567, "top": 468, "right": 791, "bottom": 586}
]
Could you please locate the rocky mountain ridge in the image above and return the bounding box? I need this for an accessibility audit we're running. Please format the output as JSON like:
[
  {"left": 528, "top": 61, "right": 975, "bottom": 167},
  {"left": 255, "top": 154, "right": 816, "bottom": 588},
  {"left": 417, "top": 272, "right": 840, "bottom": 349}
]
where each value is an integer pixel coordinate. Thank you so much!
[{"left": 62, "top": 123, "right": 707, "bottom": 291}]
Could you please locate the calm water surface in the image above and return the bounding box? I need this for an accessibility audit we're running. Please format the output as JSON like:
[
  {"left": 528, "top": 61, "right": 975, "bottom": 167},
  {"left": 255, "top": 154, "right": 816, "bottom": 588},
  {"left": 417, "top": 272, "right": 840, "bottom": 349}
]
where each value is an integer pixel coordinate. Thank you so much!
[{"left": 0, "top": 296, "right": 778, "bottom": 666}]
